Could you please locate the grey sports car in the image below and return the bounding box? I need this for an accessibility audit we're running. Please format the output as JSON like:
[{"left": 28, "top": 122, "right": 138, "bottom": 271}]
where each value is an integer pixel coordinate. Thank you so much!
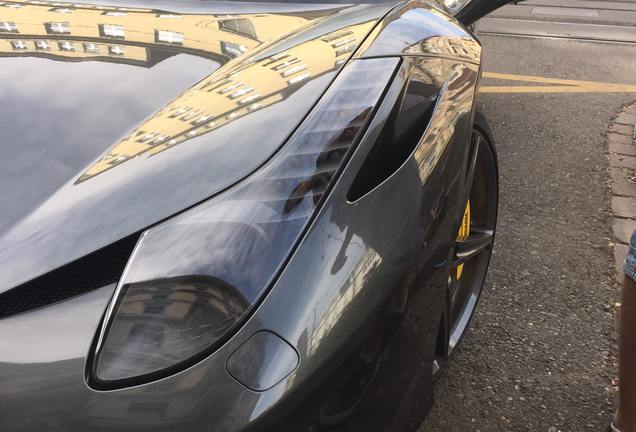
[{"left": 0, "top": 0, "right": 506, "bottom": 430}]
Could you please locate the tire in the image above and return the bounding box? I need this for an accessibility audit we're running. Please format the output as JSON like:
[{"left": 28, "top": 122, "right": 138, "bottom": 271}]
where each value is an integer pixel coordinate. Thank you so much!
[{"left": 432, "top": 110, "right": 499, "bottom": 380}]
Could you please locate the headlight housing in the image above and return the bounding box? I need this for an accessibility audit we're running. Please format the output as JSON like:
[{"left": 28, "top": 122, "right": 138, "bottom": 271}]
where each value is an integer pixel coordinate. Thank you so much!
[{"left": 90, "top": 58, "right": 400, "bottom": 388}]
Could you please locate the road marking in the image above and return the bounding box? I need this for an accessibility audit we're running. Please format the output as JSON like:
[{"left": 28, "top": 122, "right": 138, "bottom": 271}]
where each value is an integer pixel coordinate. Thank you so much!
[
  {"left": 479, "top": 18, "right": 636, "bottom": 44},
  {"left": 532, "top": 6, "right": 598, "bottom": 17},
  {"left": 481, "top": 72, "right": 636, "bottom": 93}
]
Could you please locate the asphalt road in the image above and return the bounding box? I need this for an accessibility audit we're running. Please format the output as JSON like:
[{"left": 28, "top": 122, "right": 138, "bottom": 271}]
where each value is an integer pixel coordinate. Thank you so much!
[{"left": 420, "top": 12, "right": 636, "bottom": 432}]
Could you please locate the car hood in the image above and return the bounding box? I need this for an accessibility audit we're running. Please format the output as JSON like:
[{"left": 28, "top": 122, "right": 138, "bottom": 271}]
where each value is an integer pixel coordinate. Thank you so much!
[{"left": 0, "top": 0, "right": 395, "bottom": 292}]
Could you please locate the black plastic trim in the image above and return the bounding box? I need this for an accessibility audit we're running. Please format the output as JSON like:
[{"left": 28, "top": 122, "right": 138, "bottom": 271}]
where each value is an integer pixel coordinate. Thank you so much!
[{"left": 0, "top": 233, "right": 140, "bottom": 320}]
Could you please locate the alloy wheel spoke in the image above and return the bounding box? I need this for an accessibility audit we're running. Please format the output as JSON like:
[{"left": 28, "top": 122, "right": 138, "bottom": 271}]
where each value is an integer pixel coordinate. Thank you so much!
[
  {"left": 461, "top": 133, "right": 481, "bottom": 207},
  {"left": 452, "top": 229, "right": 493, "bottom": 266}
]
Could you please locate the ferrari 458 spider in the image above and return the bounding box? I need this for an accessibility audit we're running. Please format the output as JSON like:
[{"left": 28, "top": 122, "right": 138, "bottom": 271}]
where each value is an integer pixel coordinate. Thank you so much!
[{"left": 0, "top": 0, "right": 508, "bottom": 430}]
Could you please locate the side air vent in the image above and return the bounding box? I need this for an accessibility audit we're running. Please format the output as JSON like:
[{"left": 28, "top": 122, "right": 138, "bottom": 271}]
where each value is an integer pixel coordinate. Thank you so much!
[
  {"left": 347, "top": 76, "right": 439, "bottom": 202},
  {"left": 0, "top": 234, "right": 140, "bottom": 319}
]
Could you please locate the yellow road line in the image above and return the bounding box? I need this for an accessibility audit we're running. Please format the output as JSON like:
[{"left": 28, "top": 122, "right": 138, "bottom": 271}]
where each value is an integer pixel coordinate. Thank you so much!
[{"left": 481, "top": 72, "right": 636, "bottom": 93}]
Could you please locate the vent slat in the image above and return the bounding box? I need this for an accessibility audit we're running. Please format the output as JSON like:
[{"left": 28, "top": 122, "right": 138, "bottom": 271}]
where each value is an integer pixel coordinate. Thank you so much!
[{"left": 0, "top": 234, "right": 139, "bottom": 319}]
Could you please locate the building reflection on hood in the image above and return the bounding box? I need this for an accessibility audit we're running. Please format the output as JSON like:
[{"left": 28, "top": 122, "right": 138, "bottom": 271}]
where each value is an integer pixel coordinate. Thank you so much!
[
  {"left": 0, "top": 0, "right": 380, "bottom": 183},
  {"left": 0, "top": 1, "right": 482, "bottom": 185}
]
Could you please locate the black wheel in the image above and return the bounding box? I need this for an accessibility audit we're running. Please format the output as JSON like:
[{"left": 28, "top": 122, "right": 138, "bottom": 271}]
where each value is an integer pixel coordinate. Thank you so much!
[{"left": 432, "top": 111, "right": 499, "bottom": 379}]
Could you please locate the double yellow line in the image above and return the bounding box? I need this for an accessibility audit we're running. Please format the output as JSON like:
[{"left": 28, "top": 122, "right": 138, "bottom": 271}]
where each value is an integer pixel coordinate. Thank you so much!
[{"left": 481, "top": 72, "right": 636, "bottom": 93}]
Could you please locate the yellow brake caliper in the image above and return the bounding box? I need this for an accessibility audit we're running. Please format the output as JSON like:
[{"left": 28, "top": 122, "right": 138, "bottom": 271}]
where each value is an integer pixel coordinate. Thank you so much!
[{"left": 451, "top": 200, "right": 470, "bottom": 283}]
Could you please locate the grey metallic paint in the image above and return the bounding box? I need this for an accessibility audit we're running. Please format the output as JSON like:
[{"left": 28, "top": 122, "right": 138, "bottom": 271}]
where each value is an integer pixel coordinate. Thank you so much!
[
  {"left": 0, "top": 1, "right": 391, "bottom": 292},
  {"left": 0, "top": 0, "right": 505, "bottom": 430}
]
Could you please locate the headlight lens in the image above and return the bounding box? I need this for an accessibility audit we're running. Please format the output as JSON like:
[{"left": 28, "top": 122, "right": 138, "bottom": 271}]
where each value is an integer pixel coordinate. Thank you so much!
[{"left": 91, "top": 58, "right": 400, "bottom": 386}]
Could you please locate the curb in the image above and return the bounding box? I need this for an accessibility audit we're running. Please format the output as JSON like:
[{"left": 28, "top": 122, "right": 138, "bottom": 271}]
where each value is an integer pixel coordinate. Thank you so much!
[{"left": 608, "top": 102, "right": 636, "bottom": 285}]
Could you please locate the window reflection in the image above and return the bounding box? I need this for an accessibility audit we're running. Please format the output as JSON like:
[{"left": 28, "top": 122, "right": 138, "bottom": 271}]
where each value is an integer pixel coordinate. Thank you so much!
[
  {"left": 58, "top": 41, "right": 74, "bottom": 51},
  {"left": 10, "top": 40, "right": 27, "bottom": 50},
  {"left": 50, "top": 7, "right": 73, "bottom": 13},
  {"left": 83, "top": 42, "right": 99, "bottom": 53},
  {"left": 35, "top": 40, "right": 50, "bottom": 50},
  {"left": 99, "top": 23, "right": 124, "bottom": 38},
  {"left": 44, "top": 21, "right": 69, "bottom": 34},
  {"left": 0, "top": 21, "right": 18, "bottom": 32},
  {"left": 218, "top": 18, "right": 257, "bottom": 40},
  {"left": 155, "top": 30, "right": 183, "bottom": 45},
  {"left": 220, "top": 40, "right": 247, "bottom": 59}
]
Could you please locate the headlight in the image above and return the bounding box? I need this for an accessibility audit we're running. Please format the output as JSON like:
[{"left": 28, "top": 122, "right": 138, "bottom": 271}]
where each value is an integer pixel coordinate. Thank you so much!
[{"left": 90, "top": 57, "right": 400, "bottom": 387}]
